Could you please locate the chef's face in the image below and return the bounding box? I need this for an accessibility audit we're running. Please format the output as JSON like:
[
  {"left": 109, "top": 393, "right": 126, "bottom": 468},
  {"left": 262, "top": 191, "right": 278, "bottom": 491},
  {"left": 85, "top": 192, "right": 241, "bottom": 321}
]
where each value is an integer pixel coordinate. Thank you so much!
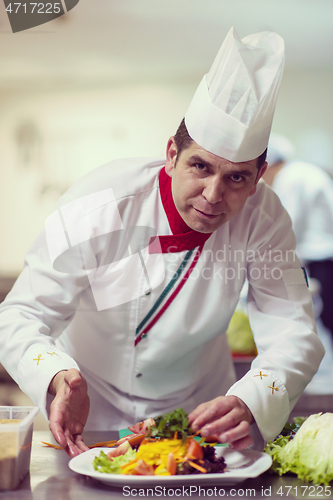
[{"left": 164, "top": 138, "right": 267, "bottom": 234}]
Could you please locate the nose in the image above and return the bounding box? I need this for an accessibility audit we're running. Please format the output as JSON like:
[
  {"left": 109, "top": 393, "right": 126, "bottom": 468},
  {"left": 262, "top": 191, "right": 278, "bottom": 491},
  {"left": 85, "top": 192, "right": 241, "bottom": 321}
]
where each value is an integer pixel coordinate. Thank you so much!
[{"left": 202, "top": 176, "right": 224, "bottom": 204}]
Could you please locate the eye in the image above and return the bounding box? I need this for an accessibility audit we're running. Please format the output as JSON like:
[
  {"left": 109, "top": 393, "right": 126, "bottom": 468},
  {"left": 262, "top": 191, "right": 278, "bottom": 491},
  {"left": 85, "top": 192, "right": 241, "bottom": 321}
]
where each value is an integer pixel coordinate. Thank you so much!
[
  {"left": 230, "top": 174, "right": 244, "bottom": 183},
  {"left": 194, "top": 163, "right": 208, "bottom": 172}
]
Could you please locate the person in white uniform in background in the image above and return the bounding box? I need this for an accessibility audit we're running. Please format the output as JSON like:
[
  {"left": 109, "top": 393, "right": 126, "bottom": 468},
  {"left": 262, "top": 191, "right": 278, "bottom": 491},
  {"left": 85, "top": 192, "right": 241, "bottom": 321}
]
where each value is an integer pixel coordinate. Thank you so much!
[
  {"left": 0, "top": 28, "right": 325, "bottom": 457},
  {"left": 264, "top": 134, "right": 333, "bottom": 342}
]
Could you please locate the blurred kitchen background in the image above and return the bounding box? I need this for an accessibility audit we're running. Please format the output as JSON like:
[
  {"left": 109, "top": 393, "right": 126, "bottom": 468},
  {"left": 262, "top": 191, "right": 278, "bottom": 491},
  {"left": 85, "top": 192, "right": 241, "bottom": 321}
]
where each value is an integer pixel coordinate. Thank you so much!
[{"left": 1, "top": 0, "right": 333, "bottom": 429}]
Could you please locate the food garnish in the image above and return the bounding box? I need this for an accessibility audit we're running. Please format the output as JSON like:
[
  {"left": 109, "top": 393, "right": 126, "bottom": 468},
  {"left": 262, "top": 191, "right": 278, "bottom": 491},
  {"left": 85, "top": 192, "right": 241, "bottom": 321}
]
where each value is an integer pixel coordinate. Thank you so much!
[
  {"left": 92, "top": 408, "right": 226, "bottom": 476},
  {"left": 149, "top": 407, "right": 190, "bottom": 442}
]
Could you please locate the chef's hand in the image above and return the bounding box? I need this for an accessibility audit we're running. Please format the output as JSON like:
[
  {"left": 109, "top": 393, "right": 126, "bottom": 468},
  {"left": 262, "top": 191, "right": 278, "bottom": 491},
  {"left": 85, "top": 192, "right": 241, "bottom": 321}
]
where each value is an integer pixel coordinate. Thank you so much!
[
  {"left": 188, "top": 395, "right": 253, "bottom": 450},
  {"left": 48, "top": 368, "right": 90, "bottom": 457}
]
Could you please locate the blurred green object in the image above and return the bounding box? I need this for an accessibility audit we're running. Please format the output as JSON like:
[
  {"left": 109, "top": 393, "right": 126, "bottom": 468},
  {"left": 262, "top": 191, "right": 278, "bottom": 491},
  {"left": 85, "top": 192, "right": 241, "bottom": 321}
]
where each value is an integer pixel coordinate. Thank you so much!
[{"left": 226, "top": 310, "right": 257, "bottom": 356}]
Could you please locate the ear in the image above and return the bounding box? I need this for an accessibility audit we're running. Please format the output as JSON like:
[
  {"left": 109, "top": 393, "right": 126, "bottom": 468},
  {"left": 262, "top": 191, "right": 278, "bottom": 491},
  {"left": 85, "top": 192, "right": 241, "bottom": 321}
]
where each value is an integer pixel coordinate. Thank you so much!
[
  {"left": 249, "top": 161, "right": 268, "bottom": 196},
  {"left": 164, "top": 137, "right": 178, "bottom": 177}
]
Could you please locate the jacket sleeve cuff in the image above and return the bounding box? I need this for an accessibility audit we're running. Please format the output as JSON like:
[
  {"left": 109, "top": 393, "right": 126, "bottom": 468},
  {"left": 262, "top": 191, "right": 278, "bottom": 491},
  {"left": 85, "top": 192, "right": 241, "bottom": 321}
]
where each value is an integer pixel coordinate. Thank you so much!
[
  {"left": 17, "top": 344, "right": 79, "bottom": 420},
  {"left": 226, "top": 368, "right": 290, "bottom": 443}
]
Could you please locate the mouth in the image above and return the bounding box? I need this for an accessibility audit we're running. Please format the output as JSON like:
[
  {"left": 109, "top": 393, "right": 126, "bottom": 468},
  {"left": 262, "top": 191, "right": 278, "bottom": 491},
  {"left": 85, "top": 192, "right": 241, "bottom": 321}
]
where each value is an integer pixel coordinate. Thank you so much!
[{"left": 193, "top": 207, "right": 221, "bottom": 220}]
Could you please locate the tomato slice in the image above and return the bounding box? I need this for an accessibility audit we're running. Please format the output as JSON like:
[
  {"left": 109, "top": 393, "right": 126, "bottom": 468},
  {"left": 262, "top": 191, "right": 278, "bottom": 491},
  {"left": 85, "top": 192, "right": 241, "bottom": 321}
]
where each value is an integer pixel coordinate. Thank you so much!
[
  {"left": 186, "top": 439, "right": 204, "bottom": 460},
  {"left": 128, "top": 417, "right": 155, "bottom": 434},
  {"left": 132, "top": 459, "right": 155, "bottom": 475},
  {"left": 107, "top": 440, "right": 130, "bottom": 459},
  {"left": 116, "top": 433, "right": 146, "bottom": 447}
]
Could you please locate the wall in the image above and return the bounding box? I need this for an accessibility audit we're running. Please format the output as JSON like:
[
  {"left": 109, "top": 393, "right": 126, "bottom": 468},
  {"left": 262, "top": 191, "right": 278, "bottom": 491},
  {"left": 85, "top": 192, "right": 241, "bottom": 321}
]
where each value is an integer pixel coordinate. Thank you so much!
[
  {"left": 274, "top": 69, "right": 333, "bottom": 173},
  {"left": 0, "top": 69, "right": 332, "bottom": 275},
  {"left": 0, "top": 83, "right": 193, "bottom": 275}
]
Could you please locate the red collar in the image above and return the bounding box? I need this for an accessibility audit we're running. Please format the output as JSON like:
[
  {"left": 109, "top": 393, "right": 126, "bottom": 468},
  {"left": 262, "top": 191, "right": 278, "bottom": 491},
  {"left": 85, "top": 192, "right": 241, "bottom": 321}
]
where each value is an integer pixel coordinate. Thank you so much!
[{"left": 149, "top": 167, "right": 212, "bottom": 254}]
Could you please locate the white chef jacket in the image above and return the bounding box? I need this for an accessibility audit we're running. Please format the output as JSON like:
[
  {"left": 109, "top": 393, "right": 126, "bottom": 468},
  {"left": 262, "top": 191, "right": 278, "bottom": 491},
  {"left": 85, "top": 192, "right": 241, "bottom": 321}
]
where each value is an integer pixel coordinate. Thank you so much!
[
  {"left": 272, "top": 160, "right": 333, "bottom": 263},
  {"left": 0, "top": 157, "right": 324, "bottom": 443}
]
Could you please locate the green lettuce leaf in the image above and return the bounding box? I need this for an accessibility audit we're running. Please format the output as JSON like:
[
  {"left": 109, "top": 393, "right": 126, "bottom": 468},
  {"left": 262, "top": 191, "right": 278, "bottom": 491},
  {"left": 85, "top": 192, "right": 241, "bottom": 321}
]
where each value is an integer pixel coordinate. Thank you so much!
[
  {"left": 93, "top": 448, "right": 137, "bottom": 474},
  {"left": 264, "top": 413, "right": 333, "bottom": 485}
]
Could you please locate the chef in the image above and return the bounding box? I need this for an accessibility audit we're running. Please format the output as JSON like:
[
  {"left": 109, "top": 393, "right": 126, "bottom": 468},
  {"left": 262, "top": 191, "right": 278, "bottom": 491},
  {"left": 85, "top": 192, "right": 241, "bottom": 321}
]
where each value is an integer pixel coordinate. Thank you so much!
[
  {"left": 0, "top": 28, "right": 324, "bottom": 457},
  {"left": 264, "top": 134, "right": 333, "bottom": 342}
]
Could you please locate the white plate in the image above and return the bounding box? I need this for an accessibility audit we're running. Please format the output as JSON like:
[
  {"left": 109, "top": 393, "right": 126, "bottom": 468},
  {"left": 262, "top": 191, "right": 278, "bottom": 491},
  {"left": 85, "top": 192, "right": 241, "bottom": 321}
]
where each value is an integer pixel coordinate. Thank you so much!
[{"left": 69, "top": 446, "right": 272, "bottom": 487}]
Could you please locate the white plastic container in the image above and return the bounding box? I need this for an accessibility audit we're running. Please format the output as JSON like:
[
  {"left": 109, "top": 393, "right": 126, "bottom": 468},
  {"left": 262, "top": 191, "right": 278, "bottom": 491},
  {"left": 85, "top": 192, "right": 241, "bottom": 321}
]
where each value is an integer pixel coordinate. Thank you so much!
[{"left": 0, "top": 406, "right": 40, "bottom": 491}]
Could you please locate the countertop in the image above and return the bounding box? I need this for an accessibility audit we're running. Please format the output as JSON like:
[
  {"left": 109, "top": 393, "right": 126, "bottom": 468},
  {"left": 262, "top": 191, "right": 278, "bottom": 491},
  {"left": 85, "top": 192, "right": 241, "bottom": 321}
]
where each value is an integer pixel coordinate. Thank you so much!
[{"left": 1, "top": 430, "right": 333, "bottom": 500}]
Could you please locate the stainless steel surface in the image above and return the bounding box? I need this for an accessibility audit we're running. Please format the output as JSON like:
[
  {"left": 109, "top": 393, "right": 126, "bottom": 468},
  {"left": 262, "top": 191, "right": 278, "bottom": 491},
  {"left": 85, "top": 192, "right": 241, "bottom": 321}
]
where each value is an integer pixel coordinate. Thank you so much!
[{"left": 1, "top": 429, "right": 332, "bottom": 499}]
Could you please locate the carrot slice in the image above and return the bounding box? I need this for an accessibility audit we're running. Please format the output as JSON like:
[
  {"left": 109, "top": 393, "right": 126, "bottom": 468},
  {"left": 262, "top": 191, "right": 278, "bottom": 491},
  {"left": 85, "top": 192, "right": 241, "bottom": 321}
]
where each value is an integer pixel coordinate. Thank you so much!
[
  {"left": 41, "top": 441, "right": 63, "bottom": 450},
  {"left": 89, "top": 440, "right": 118, "bottom": 448},
  {"left": 190, "top": 430, "right": 201, "bottom": 437},
  {"left": 186, "top": 459, "right": 207, "bottom": 473},
  {"left": 121, "top": 459, "right": 138, "bottom": 469}
]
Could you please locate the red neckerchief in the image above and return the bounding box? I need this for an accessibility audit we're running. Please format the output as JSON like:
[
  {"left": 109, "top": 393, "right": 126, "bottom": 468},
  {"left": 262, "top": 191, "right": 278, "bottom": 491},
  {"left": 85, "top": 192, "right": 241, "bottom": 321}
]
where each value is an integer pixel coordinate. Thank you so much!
[{"left": 149, "top": 167, "right": 212, "bottom": 254}]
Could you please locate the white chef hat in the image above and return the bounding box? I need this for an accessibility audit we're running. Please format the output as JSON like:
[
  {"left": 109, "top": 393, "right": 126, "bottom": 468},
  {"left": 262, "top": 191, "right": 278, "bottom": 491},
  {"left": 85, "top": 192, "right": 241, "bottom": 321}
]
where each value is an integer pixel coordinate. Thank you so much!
[{"left": 185, "top": 27, "right": 285, "bottom": 162}]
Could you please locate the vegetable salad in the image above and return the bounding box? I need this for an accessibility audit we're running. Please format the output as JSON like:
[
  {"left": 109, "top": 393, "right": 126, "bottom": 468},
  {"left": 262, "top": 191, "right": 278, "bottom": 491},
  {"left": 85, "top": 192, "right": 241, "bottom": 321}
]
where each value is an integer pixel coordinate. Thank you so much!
[{"left": 93, "top": 408, "right": 226, "bottom": 476}]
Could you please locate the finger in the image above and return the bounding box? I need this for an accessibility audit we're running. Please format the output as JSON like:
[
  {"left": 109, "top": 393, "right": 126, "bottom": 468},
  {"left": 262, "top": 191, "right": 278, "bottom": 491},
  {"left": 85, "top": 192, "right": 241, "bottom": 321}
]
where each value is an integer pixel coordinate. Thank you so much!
[
  {"left": 201, "top": 408, "right": 249, "bottom": 439},
  {"left": 49, "top": 419, "right": 67, "bottom": 449},
  {"left": 65, "top": 433, "right": 82, "bottom": 457},
  {"left": 199, "top": 399, "right": 252, "bottom": 437},
  {"left": 188, "top": 402, "right": 210, "bottom": 424},
  {"left": 66, "top": 442, "right": 80, "bottom": 457},
  {"left": 200, "top": 409, "right": 241, "bottom": 437},
  {"left": 64, "top": 369, "right": 82, "bottom": 389},
  {"left": 228, "top": 433, "right": 253, "bottom": 450},
  {"left": 191, "top": 401, "right": 230, "bottom": 432},
  {"left": 49, "top": 399, "right": 68, "bottom": 448},
  {"left": 73, "top": 434, "right": 89, "bottom": 452},
  {"left": 216, "top": 420, "right": 251, "bottom": 445}
]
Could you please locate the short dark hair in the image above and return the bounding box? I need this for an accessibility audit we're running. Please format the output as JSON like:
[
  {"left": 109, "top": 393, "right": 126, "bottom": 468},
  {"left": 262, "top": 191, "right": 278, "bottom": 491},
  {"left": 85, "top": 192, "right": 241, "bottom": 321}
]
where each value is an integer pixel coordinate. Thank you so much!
[
  {"left": 174, "top": 118, "right": 267, "bottom": 170},
  {"left": 174, "top": 118, "right": 193, "bottom": 157},
  {"left": 257, "top": 148, "right": 267, "bottom": 170}
]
